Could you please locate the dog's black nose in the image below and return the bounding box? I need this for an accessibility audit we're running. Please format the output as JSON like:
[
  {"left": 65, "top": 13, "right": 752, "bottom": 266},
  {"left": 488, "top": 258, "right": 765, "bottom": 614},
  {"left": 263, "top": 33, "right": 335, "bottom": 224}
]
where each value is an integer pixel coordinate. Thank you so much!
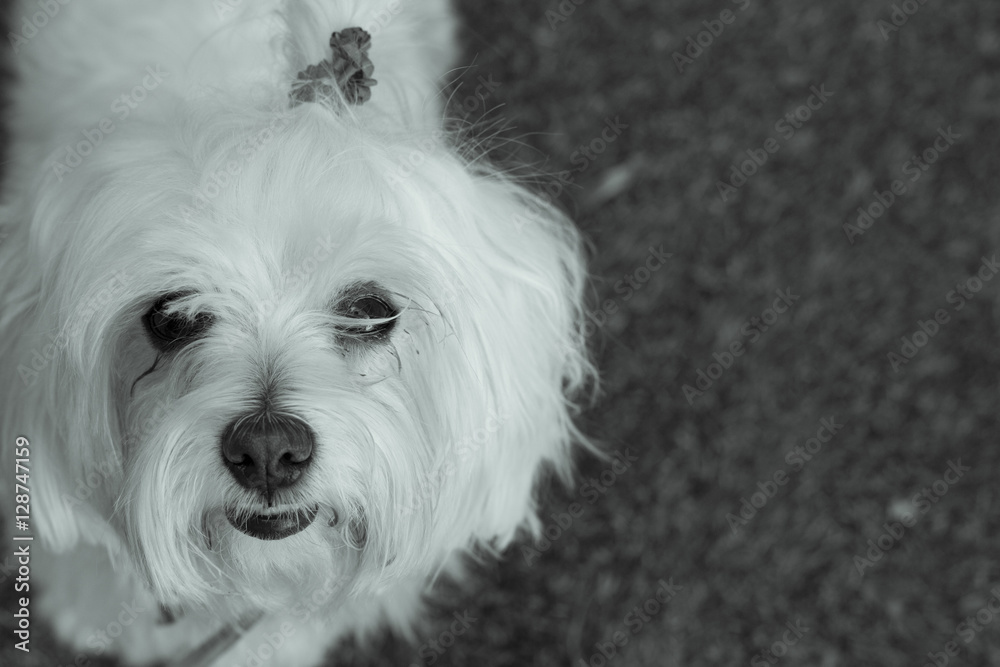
[{"left": 220, "top": 414, "right": 315, "bottom": 498}]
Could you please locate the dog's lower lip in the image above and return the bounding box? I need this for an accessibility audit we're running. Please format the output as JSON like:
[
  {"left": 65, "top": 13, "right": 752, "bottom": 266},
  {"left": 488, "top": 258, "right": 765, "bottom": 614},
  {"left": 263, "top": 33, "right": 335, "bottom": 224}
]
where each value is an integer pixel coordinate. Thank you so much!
[{"left": 226, "top": 504, "right": 319, "bottom": 540}]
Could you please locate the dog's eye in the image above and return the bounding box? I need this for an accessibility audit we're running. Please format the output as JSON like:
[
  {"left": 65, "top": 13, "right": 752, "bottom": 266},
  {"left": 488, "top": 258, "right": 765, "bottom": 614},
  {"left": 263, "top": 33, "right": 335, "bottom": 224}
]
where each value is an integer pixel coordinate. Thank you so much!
[
  {"left": 143, "top": 294, "right": 213, "bottom": 352},
  {"left": 340, "top": 294, "right": 397, "bottom": 338}
]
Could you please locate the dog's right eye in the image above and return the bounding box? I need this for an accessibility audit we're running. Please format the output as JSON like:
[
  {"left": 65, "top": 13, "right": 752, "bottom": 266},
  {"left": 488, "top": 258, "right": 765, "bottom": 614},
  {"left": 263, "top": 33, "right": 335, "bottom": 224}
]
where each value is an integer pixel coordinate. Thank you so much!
[{"left": 143, "top": 294, "right": 213, "bottom": 352}]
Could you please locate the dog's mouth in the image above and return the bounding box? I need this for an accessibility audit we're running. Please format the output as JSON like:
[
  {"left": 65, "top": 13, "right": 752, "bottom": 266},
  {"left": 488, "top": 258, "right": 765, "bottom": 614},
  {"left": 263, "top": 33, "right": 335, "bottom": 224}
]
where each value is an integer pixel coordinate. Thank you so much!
[{"left": 225, "top": 504, "right": 319, "bottom": 540}]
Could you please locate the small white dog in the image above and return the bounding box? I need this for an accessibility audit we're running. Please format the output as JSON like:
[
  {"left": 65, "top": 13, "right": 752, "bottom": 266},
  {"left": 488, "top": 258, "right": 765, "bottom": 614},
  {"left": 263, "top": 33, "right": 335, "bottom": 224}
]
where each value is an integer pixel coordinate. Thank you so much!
[{"left": 0, "top": 1, "right": 593, "bottom": 665}]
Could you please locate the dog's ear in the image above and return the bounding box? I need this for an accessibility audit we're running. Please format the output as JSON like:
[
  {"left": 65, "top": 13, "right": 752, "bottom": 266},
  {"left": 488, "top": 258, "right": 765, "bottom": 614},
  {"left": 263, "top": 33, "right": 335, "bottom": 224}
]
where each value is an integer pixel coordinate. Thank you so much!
[
  {"left": 0, "top": 223, "right": 127, "bottom": 553},
  {"left": 424, "top": 171, "right": 597, "bottom": 550},
  {"left": 11, "top": 430, "right": 118, "bottom": 552},
  {"left": 0, "top": 306, "right": 120, "bottom": 553}
]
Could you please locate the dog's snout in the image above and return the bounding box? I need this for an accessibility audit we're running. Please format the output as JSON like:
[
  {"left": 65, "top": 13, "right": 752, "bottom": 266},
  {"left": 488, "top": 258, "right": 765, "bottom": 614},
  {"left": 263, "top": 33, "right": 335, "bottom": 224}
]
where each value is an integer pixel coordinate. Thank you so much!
[{"left": 221, "top": 414, "right": 315, "bottom": 497}]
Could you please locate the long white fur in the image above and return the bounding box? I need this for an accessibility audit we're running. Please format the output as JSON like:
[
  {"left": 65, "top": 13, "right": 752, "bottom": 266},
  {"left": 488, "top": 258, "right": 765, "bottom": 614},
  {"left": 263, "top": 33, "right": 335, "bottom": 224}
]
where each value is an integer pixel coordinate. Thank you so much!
[{"left": 0, "top": 1, "right": 594, "bottom": 664}]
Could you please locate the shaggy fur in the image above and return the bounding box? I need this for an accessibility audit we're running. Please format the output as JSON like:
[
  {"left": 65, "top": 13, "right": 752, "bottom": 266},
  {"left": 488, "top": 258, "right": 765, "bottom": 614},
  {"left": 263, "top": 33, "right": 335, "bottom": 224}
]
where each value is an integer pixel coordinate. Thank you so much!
[{"left": 0, "top": 0, "right": 592, "bottom": 664}]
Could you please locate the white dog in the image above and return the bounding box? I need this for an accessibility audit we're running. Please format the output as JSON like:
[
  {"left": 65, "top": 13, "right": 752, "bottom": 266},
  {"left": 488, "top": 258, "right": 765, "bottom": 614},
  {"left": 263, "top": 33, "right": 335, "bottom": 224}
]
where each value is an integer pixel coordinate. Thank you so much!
[{"left": 0, "top": 1, "right": 593, "bottom": 665}]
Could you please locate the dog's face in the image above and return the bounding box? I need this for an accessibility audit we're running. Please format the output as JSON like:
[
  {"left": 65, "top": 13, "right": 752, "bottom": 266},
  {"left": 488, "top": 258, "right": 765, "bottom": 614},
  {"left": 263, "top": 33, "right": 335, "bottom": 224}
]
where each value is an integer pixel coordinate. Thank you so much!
[{"left": 11, "top": 101, "right": 590, "bottom": 615}]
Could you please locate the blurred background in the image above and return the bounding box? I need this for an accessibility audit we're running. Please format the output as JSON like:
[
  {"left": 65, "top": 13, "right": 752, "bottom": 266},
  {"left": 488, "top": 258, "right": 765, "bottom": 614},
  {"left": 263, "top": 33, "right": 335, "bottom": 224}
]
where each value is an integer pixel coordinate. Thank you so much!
[{"left": 5, "top": 0, "right": 1000, "bottom": 666}]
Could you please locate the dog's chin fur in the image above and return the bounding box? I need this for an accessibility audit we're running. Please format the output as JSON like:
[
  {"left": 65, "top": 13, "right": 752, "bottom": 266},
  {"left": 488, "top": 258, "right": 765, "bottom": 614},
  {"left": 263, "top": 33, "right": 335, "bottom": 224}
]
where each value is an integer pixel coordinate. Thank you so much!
[{"left": 0, "top": 0, "right": 594, "bottom": 664}]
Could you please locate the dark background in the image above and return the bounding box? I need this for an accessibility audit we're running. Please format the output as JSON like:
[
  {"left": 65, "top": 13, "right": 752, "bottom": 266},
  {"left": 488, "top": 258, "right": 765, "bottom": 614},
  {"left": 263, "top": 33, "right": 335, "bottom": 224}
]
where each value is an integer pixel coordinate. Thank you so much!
[{"left": 5, "top": 0, "right": 1000, "bottom": 666}]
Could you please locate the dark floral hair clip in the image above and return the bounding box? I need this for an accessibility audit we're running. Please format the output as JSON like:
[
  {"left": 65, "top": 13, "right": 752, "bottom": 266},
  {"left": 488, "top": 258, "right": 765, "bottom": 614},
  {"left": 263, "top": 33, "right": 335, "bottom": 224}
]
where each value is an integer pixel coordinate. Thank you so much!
[{"left": 290, "top": 27, "right": 377, "bottom": 107}]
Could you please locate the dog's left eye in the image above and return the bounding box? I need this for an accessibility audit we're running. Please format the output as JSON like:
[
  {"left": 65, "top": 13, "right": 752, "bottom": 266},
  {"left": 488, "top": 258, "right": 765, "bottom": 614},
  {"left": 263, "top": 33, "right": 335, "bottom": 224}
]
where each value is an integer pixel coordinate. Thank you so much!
[
  {"left": 339, "top": 294, "right": 397, "bottom": 338},
  {"left": 143, "top": 294, "right": 214, "bottom": 351}
]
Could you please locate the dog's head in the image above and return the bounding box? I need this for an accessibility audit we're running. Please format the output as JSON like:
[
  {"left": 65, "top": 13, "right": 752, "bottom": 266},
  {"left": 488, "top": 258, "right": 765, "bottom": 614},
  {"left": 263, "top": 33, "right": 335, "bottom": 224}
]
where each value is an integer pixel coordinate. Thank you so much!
[{"left": 2, "top": 92, "right": 593, "bottom": 615}]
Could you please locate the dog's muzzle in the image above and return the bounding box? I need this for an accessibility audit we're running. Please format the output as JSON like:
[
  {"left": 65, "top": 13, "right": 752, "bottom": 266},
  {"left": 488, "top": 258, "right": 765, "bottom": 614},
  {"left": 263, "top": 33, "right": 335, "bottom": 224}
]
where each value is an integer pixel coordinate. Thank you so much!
[{"left": 220, "top": 413, "right": 318, "bottom": 539}]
